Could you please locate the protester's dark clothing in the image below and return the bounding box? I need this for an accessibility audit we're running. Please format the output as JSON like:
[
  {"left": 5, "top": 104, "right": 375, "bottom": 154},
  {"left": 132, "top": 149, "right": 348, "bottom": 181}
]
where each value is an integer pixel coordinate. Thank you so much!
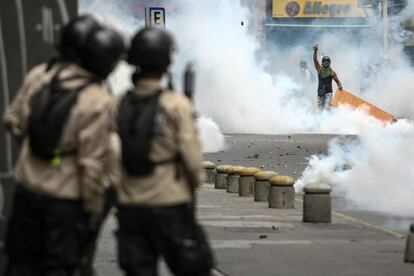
[
  {"left": 317, "top": 72, "right": 333, "bottom": 96},
  {"left": 6, "top": 185, "right": 86, "bottom": 276},
  {"left": 317, "top": 93, "right": 333, "bottom": 111},
  {"left": 117, "top": 203, "right": 213, "bottom": 276}
]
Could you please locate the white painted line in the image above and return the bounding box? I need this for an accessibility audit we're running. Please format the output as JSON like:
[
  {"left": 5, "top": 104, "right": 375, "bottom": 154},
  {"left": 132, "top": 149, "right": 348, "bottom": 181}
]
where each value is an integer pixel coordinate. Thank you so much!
[
  {"left": 265, "top": 23, "right": 372, "bottom": 28},
  {"left": 0, "top": 16, "right": 13, "bottom": 172},
  {"left": 332, "top": 211, "right": 406, "bottom": 239},
  {"left": 198, "top": 205, "right": 223, "bottom": 209},
  {"left": 295, "top": 198, "right": 406, "bottom": 239},
  {"left": 15, "top": 0, "right": 28, "bottom": 76},
  {"left": 199, "top": 215, "right": 276, "bottom": 220},
  {"left": 211, "top": 239, "right": 312, "bottom": 249},
  {"left": 201, "top": 220, "right": 293, "bottom": 228},
  {"left": 56, "top": 0, "right": 69, "bottom": 24},
  {"left": 212, "top": 267, "right": 229, "bottom": 276}
]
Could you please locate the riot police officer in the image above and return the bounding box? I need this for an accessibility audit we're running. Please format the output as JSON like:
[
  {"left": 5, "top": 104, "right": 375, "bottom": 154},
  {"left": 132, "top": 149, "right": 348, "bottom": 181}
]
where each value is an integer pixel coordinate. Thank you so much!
[
  {"left": 3, "top": 15, "right": 125, "bottom": 276},
  {"left": 113, "top": 27, "right": 214, "bottom": 276}
]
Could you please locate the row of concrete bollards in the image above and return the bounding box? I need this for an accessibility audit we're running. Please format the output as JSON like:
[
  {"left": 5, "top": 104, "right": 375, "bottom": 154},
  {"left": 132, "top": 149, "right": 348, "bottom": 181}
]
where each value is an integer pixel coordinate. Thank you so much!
[
  {"left": 204, "top": 161, "right": 414, "bottom": 264},
  {"left": 204, "top": 161, "right": 332, "bottom": 223}
]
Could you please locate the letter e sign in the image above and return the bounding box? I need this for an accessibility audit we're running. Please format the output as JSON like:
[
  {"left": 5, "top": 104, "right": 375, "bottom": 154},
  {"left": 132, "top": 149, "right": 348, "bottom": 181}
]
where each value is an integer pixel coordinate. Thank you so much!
[{"left": 145, "top": 7, "right": 166, "bottom": 28}]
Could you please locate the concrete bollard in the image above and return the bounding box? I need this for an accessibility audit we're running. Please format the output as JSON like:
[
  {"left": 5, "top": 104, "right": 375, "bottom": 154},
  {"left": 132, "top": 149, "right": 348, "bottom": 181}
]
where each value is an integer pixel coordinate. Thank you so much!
[
  {"left": 404, "top": 224, "right": 414, "bottom": 263},
  {"left": 239, "top": 167, "right": 262, "bottom": 197},
  {"left": 269, "top": 176, "right": 295, "bottom": 209},
  {"left": 202, "top": 161, "right": 216, "bottom": 184},
  {"left": 226, "top": 166, "right": 244, "bottom": 194},
  {"left": 215, "top": 165, "right": 231, "bottom": 189},
  {"left": 303, "top": 183, "right": 332, "bottom": 223},
  {"left": 254, "top": 171, "right": 278, "bottom": 202}
]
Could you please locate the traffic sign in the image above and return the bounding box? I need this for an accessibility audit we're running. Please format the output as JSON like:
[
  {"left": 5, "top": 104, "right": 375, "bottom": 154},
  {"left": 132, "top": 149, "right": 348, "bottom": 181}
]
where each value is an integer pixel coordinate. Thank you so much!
[{"left": 145, "top": 7, "right": 166, "bottom": 28}]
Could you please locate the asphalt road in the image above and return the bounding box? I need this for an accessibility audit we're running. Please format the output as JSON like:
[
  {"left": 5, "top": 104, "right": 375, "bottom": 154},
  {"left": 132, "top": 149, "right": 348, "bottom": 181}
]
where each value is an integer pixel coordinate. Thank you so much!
[{"left": 94, "top": 134, "right": 414, "bottom": 275}]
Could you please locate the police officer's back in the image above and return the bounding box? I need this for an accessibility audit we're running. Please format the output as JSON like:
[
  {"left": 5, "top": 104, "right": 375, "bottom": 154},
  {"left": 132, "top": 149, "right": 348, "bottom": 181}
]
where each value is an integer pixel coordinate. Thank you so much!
[
  {"left": 3, "top": 15, "right": 125, "bottom": 276},
  {"left": 113, "top": 27, "right": 213, "bottom": 276}
]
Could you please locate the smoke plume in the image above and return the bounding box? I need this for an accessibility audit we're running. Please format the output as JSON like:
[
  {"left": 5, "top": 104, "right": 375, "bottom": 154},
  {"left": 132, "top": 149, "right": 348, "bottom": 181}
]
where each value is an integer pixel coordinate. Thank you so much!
[{"left": 80, "top": 0, "right": 414, "bottom": 217}]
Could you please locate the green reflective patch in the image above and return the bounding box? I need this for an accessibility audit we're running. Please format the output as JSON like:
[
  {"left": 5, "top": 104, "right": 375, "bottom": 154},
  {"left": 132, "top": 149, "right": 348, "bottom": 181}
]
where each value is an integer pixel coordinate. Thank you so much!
[{"left": 50, "top": 150, "right": 61, "bottom": 167}]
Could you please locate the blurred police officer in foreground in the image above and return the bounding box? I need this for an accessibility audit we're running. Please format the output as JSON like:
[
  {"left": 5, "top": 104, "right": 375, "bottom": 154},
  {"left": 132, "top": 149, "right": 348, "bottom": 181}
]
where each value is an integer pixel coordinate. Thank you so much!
[
  {"left": 79, "top": 133, "right": 122, "bottom": 276},
  {"left": 3, "top": 15, "right": 125, "bottom": 276},
  {"left": 113, "top": 27, "right": 214, "bottom": 276}
]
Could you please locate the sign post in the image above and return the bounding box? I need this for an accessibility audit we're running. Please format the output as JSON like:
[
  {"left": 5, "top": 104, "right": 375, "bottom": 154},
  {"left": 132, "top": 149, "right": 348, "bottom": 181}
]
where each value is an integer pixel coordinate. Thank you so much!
[{"left": 145, "top": 7, "right": 166, "bottom": 28}]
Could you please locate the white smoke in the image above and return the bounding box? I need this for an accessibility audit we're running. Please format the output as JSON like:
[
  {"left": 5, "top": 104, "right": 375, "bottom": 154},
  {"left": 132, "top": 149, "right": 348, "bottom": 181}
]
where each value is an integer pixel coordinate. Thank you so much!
[
  {"left": 165, "top": 0, "right": 414, "bottom": 132},
  {"left": 289, "top": 5, "right": 414, "bottom": 217},
  {"left": 79, "top": 0, "right": 414, "bottom": 216},
  {"left": 80, "top": 0, "right": 414, "bottom": 127},
  {"left": 107, "top": 61, "right": 134, "bottom": 94},
  {"left": 197, "top": 117, "right": 225, "bottom": 153},
  {"left": 296, "top": 119, "right": 414, "bottom": 217},
  {"left": 167, "top": 1, "right": 313, "bottom": 133},
  {"left": 79, "top": 0, "right": 226, "bottom": 152}
]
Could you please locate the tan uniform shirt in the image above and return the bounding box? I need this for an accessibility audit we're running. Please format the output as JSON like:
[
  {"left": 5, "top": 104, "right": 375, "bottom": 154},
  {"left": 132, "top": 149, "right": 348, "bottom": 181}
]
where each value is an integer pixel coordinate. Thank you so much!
[
  {"left": 3, "top": 62, "right": 112, "bottom": 214},
  {"left": 113, "top": 78, "right": 204, "bottom": 206},
  {"left": 104, "top": 132, "right": 122, "bottom": 187}
]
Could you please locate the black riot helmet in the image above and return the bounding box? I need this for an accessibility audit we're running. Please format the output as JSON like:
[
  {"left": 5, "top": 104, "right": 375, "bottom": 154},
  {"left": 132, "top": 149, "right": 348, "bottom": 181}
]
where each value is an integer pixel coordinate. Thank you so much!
[
  {"left": 127, "top": 27, "right": 175, "bottom": 73},
  {"left": 57, "top": 15, "right": 101, "bottom": 61},
  {"left": 322, "top": 56, "right": 331, "bottom": 62},
  {"left": 80, "top": 27, "right": 126, "bottom": 79}
]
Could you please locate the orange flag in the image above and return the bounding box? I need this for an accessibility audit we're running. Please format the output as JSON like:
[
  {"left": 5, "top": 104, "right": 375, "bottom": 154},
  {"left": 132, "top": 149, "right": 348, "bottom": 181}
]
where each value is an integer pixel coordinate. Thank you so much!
[{"left": 331, "top": 88, "right": 395, "bottom": 123}]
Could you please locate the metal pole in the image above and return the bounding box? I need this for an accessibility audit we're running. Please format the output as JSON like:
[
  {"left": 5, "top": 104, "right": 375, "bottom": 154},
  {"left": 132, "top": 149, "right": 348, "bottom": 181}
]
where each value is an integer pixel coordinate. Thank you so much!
[{"left": 383, "top": 0, "right": 388, "bottom": 60}]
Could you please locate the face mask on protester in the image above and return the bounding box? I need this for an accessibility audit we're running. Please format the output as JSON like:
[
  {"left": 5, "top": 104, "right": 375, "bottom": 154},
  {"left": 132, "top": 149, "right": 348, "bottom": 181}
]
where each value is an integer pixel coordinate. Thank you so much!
[{"left": 322, "top": 60, "right": 331, "bottom": 68}]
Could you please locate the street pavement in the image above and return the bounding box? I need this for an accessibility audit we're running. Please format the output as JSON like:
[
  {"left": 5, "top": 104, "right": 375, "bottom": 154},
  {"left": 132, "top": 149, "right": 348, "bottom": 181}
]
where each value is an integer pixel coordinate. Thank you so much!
[{"left": 95, "top": 134, "right": 414, "bottom": 275}]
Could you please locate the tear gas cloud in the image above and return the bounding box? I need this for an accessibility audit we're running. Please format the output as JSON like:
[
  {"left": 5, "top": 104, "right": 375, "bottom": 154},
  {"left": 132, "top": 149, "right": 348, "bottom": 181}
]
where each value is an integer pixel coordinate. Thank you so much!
[
  {"left": 79, "top": 0, "right": 226, "bottom": 152},
  {"left": 80, "top": 0, "right": 414, "bottom": 132},
  {"left": 80, "top": 0, "right": 414, "bottom": 217},
  {"left": 295, "top": 119, "right": 414, "bottom": 217},
  {"left": 197, "top": 117, "right": 226, "bottom": 153}
]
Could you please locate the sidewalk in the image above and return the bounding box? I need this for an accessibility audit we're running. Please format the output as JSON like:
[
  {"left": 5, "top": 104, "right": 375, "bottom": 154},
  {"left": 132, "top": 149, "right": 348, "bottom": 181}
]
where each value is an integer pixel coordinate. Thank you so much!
[
  {"left": 94, "top": 134, "right": 414, "bottom": 275},
  {"left": 95, "top": 182, "right": 414, "bottom": 276},
  {"left": 196, "top": 183, "right": 414, "bottom": 276}
]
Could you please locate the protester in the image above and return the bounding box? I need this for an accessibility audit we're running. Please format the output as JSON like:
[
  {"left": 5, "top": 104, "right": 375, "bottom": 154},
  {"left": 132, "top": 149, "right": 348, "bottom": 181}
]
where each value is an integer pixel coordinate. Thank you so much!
[{"left": 313, "top": 44, "right": 343, "bottom": 111}]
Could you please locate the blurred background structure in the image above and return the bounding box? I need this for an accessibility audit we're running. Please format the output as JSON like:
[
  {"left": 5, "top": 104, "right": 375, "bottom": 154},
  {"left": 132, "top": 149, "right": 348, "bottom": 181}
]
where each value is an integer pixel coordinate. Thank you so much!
[{"left": 240, "top": 0, "right": 413, "bottom": 64}]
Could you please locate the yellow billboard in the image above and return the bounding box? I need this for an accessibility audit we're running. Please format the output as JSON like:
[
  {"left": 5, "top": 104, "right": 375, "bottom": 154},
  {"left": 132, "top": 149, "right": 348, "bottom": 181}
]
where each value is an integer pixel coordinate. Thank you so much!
[{"left": 272, "top": 0, "right": 367, "bottom": 18}]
